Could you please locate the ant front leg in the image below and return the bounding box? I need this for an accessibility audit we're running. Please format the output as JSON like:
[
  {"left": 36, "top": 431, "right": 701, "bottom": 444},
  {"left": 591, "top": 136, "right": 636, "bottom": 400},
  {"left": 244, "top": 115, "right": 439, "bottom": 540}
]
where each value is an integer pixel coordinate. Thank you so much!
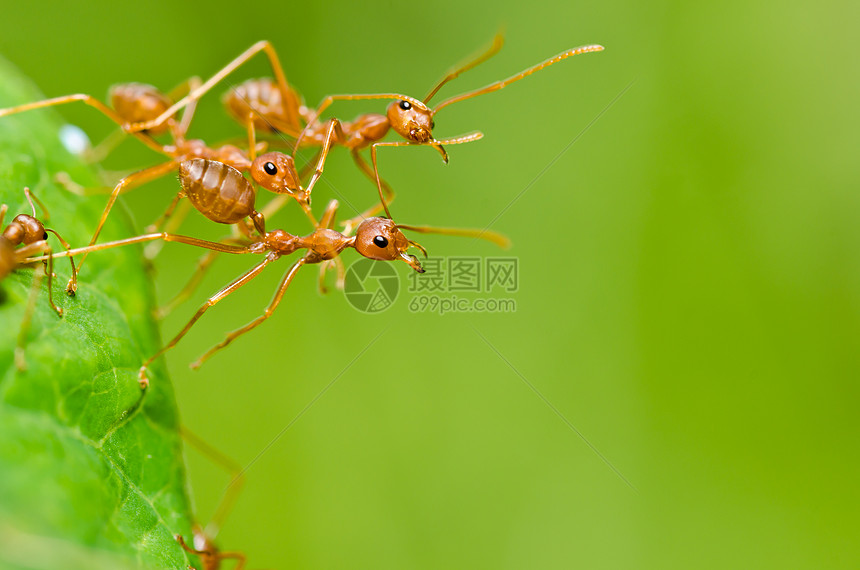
[
  {"left": 45, "top": 228, "right": 78, "bottom": 295},
  {"left": 303, "top": 118, "right": 347, "bottom": 200}
]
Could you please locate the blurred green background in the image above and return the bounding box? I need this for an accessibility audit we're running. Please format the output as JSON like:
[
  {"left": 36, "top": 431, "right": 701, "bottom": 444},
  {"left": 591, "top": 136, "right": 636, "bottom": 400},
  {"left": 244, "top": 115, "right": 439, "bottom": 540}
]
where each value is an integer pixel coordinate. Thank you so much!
[{"left": 2, "top": 0, "right": 858, "bottom": 567}]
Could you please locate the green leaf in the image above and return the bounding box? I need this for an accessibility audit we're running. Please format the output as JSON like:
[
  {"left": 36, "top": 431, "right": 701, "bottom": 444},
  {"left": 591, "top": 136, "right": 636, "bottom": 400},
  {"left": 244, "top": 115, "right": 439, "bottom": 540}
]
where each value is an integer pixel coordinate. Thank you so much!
[{"left": 0, "top": 57, "right": 195, "bottom": 569}]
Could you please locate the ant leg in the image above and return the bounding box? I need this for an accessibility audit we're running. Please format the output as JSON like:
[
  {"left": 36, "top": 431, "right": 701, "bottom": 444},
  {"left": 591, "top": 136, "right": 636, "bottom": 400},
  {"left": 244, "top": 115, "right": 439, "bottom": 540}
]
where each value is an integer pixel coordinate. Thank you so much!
[
  {"left": 72, "top": 160, "right": 178, "bottom": 292},
  {"left": 214, "top": 550, "right": 247, "bottom": 570},
  {"left": 24, "top": 187, "right": 48, "bottom": 220},
  {"left": 318, "top": 199, "right": 340, "bottom": 229},
  {"left": 176, "top": 534, "right": 247, "bottom": 570},
  {"left": 179, "top": 426, "right": 245, "bottom": 540},
  {"left": 14, "top": 242, "right": 55, "bottom": 371},
  {"left": 423, "top": 33, "right": 505, "bottom": 102},
  {"left": 144, "top": 197, "right": 194, "bottom": 260},
  {"left": 45, "top": 229, "right": 78, "bottom": 296},
  {"left": 128, "top": 41, "right": 300, "bottom": 135},
  {"left": 157, "top": 225, "right": 253, "bottom": 318},
  {"left": 432, "top": 44, "right": 605, "bottom": 112},
  {"left": 317, "top": 262, "right": 330, "bottom": 295},
  {"left": 176, "top": 533, "right": 207, "bottom": 556},
  {"left": 368, "top": 141, "right": 414, "bottom": 219},
  {"left": 84, "top": 76, "right": 201, "bottom": 163},
  {"left": 14, "top": 241, "right": 61, "bottom": 314},
  {"left": 82, "top": 129, "right": 127, "bottom": 164},
  {"left": 155, "top": 250, "right": 219, "bottom": 319},
  {"left": 317, "top": 258, "right": 346, "bottom": 294},
  {"left": 171, "top": 76, "right": 202, "bottom": 141},
  {"left": 303, "top": 118, "right": 346, "bottom": 199},
  {"left": 338, "top": 149, "right": 397, "bottom": 234},
  {"left": 334, "top": 256, "right": 346, "bottom": 290},
  {"left": 0, "top": 94, "right": 166, "bottom": 155},
  {"left": 146, "top": 193, "right": 185, "bottom": 233},
  {"left": 139, "top": 254, "right": 277, "bottom": 387},
  {"left": 190, "top": 257, "right": 306, "bottom": 369},
  {"left": 15, "top": 265, "right": 44, "bottom": 372},
  {"left": 258, "top": 185, "right": 319, "bottom": 230},
  {"left": 366, "top": 131, "right": 484, "bottom": 222},
  {"left": 298, "top": 149, "right": 322, "bottom": 179}
]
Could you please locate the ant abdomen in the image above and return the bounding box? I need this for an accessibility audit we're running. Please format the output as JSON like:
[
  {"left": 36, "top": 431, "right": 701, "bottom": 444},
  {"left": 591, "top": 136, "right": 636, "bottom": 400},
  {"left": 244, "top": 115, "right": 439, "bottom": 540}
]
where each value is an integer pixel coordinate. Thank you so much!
[
  {"left": 223, "top": 78, "right": 303, "bottom": 135},
  {"left": 180, "top": 159, "right": 257, "bottom": 225},
  {"left": 109, "top": 83, "right": 173, "bottom": 135}
]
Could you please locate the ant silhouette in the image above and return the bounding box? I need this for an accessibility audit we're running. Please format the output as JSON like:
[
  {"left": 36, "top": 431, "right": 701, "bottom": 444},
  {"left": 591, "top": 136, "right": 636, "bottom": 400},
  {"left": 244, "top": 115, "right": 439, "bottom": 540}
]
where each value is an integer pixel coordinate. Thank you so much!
[{"left": 1, "top": 188, "right": 76, "bottom": 370}]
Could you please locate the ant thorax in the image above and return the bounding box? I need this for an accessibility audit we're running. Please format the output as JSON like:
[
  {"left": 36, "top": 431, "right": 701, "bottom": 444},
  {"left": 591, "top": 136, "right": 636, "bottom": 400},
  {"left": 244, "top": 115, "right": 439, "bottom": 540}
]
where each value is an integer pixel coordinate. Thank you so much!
[
  {"left": 262, "top": 229, "right": 301, "bottom": 256},
  {"left": 301, "top": 228, "right": 353, "bottom": 262}
]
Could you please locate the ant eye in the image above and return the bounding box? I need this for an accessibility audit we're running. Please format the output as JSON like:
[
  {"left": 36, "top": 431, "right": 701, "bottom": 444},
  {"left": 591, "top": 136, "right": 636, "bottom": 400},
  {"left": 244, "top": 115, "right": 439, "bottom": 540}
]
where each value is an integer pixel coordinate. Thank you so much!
[
  {"left": 264, "top": 162, "right": 278, "bottom": 176},
  {"left": 430, "top": 120, "right": 435, "bottom": 129},
  {"left": 399, "top": 100, "right": 411, "bottom": 111},
  {"left": 42, "top": 232, "right": 48, "bottom": 240},
  {"left": 373, "top": 235, "right": 389, "bottom": 248}
]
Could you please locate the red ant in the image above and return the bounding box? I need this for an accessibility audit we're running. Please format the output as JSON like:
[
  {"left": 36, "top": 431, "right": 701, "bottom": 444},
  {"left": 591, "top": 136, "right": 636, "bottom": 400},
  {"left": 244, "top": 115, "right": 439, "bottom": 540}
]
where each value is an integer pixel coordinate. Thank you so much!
[
  {"left": 26, "top": 197, "right": 509, "bottom": 388},
  {"left": 1, "top": 188, "right": 76, "bottom": 370},
  {"left": 0, "top": 72, "right": 333, "bottom": 293},
  {"left": 121, "top": 37, "right": 603, "bottom": 219}
]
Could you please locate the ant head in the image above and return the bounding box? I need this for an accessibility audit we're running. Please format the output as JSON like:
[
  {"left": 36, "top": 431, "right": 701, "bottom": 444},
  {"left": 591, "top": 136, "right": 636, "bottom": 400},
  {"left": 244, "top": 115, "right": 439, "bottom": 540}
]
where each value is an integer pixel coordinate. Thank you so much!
[
  {"left": 353, "top": 217, "right": 426, "bottom": 273},
  {"left": 4, "top": 215, "right": 46, "bottom": 246},
  {"left": 250, "top": 152, "right": 309, "bottom": 205},
  {"left": 386, "top": 98, "right": 435, "bottom": 144}
]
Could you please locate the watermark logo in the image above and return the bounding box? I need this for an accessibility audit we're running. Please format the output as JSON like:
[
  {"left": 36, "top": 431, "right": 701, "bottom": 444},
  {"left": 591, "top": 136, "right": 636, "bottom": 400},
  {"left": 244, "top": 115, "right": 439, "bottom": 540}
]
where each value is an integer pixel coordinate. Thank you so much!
[
  {"left": 343, "top": 256, "right": 519, "bottom": 314},
  {"left": 343, "top": 259, "right": 400, "bottom": 313}
]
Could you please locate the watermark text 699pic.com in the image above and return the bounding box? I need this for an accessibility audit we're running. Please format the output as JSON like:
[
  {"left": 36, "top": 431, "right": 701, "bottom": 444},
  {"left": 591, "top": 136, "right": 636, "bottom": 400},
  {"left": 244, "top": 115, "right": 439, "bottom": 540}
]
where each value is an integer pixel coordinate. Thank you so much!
[{"left": 343, "top": 256, "right": 519, "bottom": 314}]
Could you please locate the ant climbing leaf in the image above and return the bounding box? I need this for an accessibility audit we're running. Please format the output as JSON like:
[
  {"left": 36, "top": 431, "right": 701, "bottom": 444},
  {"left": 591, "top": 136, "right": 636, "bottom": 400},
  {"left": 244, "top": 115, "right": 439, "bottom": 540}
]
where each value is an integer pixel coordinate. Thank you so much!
[{"left": 0, "top": 57, "right": 196, "bottom": 569}]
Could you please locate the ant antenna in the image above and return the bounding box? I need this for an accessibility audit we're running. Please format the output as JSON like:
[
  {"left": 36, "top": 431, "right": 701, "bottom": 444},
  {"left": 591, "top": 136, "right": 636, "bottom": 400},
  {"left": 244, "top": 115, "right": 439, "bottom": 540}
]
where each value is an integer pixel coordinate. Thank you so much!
[
  {"left": 431, "top": 44, "right": 604, "bottom": 116},
  {"left": 423, "top": 33, "right": 505, "bottom": 104},
  {"left": 23, "top": 187, "right": 36, "bottom": 217},
  {"left": 396, "top": 223, "right": 511, "bottom": 249}
]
